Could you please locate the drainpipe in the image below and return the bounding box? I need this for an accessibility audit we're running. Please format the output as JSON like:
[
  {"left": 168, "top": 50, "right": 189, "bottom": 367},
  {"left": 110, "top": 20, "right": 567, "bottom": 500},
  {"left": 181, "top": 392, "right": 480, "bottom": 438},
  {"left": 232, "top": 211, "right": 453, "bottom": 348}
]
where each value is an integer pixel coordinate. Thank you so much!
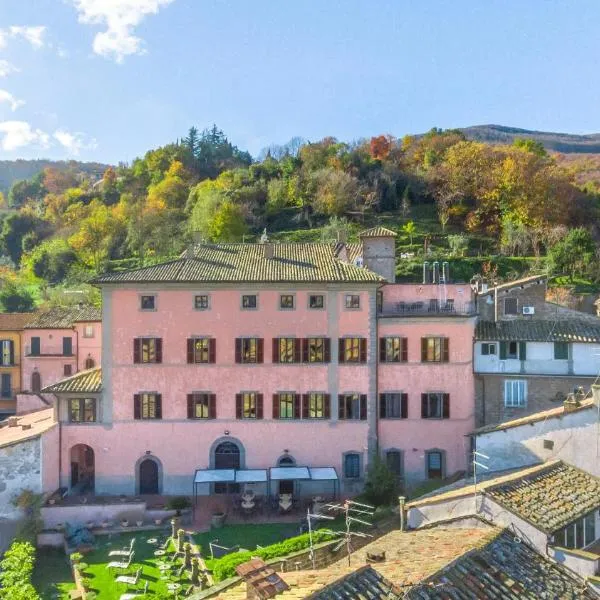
[
  {"left": 398, "top": 496, "right": 406, "bottom": 531},
  {"left": 494, "top": 288, "right": 498, "bottom": 323},
  {"left": 74, "top": 327, "right": 79, "bottom": 373}
]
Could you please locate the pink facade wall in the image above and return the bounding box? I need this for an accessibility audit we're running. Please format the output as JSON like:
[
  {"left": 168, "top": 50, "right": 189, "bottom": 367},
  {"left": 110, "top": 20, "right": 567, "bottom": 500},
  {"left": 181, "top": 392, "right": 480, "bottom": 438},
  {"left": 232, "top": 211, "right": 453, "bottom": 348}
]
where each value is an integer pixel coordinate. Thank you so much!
[
  {"left": 41, "top": 424, "right": 60, "bottom": 492},
  {"left": 75, "top": 322, "right": 102, "bottom": 371}
]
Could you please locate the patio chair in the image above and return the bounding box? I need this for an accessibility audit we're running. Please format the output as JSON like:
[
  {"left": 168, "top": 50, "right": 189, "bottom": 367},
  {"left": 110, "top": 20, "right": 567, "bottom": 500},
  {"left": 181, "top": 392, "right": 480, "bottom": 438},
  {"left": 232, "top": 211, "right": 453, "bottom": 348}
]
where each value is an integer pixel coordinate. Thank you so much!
[
  {"left": 115, "top": 567, "right": 142, "bottom": 587},
  {"left": 109, "top": 537, "right": 136, "bottom": 557},
  {"left": 107, "top": 551, "right": 135, "bottom": 572},
  {"left": 118, "top": 580, "right": 148, "bottom": 600},
  {"left": 209, "top": 540, "right": 240, "bottom": 559}
]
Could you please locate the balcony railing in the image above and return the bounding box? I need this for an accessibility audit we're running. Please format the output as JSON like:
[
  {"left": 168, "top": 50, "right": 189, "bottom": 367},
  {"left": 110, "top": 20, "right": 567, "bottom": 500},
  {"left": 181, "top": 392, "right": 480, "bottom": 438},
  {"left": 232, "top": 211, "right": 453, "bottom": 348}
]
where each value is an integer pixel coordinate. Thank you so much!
[{"left": 379, "top": 299, "right": 477, "bottom": 317}]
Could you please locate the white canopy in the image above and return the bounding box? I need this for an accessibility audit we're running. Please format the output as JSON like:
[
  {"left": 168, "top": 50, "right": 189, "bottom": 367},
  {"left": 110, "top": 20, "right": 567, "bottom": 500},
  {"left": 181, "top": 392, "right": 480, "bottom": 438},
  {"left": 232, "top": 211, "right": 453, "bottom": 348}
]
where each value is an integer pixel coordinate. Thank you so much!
[
  {"left": 193, "top": 469, "right": 235, "bottom": 484},
  {"left": 309, "top": 467, "right": 338, "bottom": 481},
  {"left": 235, "top": 469, "right": 268, "bottom": 483},
  {"left": 269, "top": 466, "right": 311, "bottom": 481}
]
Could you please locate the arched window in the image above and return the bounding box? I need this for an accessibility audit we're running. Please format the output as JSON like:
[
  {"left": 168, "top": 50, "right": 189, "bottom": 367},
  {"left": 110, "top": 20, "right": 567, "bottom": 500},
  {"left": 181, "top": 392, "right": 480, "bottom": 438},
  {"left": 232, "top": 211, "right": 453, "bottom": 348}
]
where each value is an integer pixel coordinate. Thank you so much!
[
  {"left": 344, "top": 453, "right": 360, "bottom": 479},
  {"left": 214, "top": 441, "right": 241, "bottom": 494},
  {"left": 386, "top": 450, "right": 403, "bottom": 479},
  {"left": 85, "top": 357, "right": 95, "bottom": 369},
  {"left": 31, "top": 371, "right": 41, "bottom": 393}
]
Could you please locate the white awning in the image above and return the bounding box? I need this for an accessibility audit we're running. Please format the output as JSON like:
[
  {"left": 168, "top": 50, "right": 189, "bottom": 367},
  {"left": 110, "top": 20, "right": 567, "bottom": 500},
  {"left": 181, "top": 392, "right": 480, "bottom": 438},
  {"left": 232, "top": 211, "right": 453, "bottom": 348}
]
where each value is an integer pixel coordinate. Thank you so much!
[
  {"left": 193, "top": 469, "right": 235, "bottom": 484},
  {"left": 235, "top": 469, "right": 268, "bottom": 483},
  {"left": 309, "top": 467, "right": 338, "bottom": 481},
  {"left": 270, "top": 466, "right": 311, "bottom": 481}
]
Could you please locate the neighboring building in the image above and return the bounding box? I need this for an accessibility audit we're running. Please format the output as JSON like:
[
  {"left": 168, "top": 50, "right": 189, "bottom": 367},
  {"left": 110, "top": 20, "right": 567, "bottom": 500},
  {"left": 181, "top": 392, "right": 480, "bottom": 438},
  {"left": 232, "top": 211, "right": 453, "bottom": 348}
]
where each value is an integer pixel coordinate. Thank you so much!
[
  {"left": 474, "top": 276, "right": 600, "bottom": 426},
  {"left": 471, "top": 390, "right": 600, "bottom": 477},
  {"left": 0, "top": 313, "right": 33, "bottom": 419}
]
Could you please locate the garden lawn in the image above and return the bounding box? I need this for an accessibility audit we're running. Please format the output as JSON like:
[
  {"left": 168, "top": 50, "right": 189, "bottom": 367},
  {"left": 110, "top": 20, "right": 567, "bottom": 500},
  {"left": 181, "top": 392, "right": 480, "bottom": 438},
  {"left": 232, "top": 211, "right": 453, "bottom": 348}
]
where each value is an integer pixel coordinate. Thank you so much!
[{"left": 33, "top": 548, "right": 77, "bottom": 600}]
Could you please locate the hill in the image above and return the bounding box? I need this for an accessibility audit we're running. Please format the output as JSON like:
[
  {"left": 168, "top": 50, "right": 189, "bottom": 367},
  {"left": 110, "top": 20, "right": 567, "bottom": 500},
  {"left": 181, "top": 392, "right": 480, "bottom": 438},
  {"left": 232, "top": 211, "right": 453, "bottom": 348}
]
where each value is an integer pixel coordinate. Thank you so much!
[{"left": 458, "top": 124, "right": 600, "bottom": 154}]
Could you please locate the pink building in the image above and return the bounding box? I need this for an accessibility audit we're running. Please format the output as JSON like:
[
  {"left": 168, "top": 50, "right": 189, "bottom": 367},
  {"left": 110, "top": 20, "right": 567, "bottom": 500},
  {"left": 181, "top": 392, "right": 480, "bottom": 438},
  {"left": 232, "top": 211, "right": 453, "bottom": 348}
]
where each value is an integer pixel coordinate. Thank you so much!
[{"left": 44, "top": 229, "right": 476, "bottom": 498}]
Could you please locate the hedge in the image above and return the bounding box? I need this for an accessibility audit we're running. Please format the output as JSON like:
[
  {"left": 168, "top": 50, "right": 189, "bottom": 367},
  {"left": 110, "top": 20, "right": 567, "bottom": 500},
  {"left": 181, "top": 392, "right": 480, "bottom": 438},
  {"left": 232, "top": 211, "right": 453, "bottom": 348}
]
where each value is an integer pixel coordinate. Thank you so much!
[
  {"left": 211, "top": 530, "right": 335, "bottom": 582},
  {"left": 0, "top": 540, "right": 40, "bottom": 600}
]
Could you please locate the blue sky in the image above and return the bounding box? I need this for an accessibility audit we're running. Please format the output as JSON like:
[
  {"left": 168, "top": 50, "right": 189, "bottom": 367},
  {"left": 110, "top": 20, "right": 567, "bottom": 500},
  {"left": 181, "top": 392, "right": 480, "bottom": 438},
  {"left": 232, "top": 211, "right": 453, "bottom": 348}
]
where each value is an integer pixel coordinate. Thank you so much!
[{"left": 0, "top": 0, "right": 598, "bottom": 164}]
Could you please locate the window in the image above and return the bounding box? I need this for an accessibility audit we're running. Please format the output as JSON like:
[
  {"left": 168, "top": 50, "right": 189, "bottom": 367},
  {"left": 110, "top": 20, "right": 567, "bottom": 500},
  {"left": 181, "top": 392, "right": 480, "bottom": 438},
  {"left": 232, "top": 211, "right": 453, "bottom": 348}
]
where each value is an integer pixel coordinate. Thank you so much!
[
  {"left": 31, "top": 371, "right": 41, "bottom": 392},
  {"left": 68, "top": 398, "right": 97, "bottom": 422},
  {"left": 554, "top": 342, "right": 569, "bottom": 360},
  {"left": 338, "top": 393, "right": 367, "bottom": 420},
  {"left": 133, "top": 338, "right": 162, "bottom": 364},
  {"left": 345, "top": 294, "right": 360, "bottom": 309},
  {"left": 30, "top": 337, "right": 40, "bottom": 356},
  {"left": 421, "top": 393, "right": 450, "bottom": 419},
  {"left": 504, "top": 380, "right": 527, "bottom": 407},
  {"left": 272, "top": 338, "right": 299, "bottom": 363},
  {"left": 499, "top": 341, "right": 523, "bottom": 360},
  {"left": 386, "top": 451, "right": 403, "bottom": 479},
  {"left": 554, "top": 513, "right": 596, "bottom": 550},
  {"left": 504, "top": 297, "right": 518, "bottom": 315},
  {"left": 187, "top": 338, "right": 216, "bottom": 364},
  {"left": 303, "top": 392, "right": 330, "bottom": 419},
  {"left": 421, "top": 337, "right": 449, "bottom": 362},
  {"left": 344, "top": 453, "right": 360, "bottom": 479},
  {"left": 194, "top": 295, "right": 209, "bottom": 310},
  {"left": 304, "top": 337, "right": 330, "bottom": 363},
  {"left": 235, "top": 338, "right": 264, "bottom": 364},
  {"left": 280, "top": 295, "right": 295, "bottom": 310},
  {"left": 64, "top": 364, "right": 72, "bottom": 376},
  {"left": 309, "top": 295, "right": 324, "bottom": 309},
  {"left": 235, "top": 392, "right": 263, "bottom": 419},
  {"left": 379, "top": 393, "right": 408, "bottom": 419},
  {"left": 63, "top": 337, "right": 73, "bottom": 356},
  {"left": 83, "top": 326, "right": 94, "bottom": 338},
  {"left": 0, "top": 340, "right": 14, "bottom": 366},
  {"left": 481, "top": 343, "right": 496, "bottom": 356},
  {"left": 379, "top": 337, "right": 407, "bottom": 363},
  {"left": 426, "top": 451, "right": 444, "bottom": 479},
  {"left": 376, "top": 291, "right": 383, "bottom": 313},
  {"left": 140, "top": 295, "right": 156, "bottom": 310},
  {"left": 242, "top": 294, "right": 257, "bottom": 309},
  {"left": 186, "top": 393, "right": 216, "bottom": 419},
  {"left": 1, "top": 374, "right": 11, "bottom": 399},
  {"left": 84, "top": 357, "right": 95, "bottom": 369},
  {"left": 134, "top": 393, "right": 162, "bottom": 419},
  {"left": 273, "top": 392, "right": 299, "bottom": 419},
  {"left": 339, "top": 338, "right": 367, "bottom": 363}
]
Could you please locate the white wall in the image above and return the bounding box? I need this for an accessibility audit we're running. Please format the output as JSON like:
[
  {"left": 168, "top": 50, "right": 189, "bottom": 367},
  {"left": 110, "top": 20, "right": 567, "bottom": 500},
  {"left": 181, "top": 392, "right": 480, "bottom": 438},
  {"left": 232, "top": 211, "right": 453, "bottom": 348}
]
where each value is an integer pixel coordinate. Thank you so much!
[{"left": 572, "top": 343, "right": 600, "bottom": 375}]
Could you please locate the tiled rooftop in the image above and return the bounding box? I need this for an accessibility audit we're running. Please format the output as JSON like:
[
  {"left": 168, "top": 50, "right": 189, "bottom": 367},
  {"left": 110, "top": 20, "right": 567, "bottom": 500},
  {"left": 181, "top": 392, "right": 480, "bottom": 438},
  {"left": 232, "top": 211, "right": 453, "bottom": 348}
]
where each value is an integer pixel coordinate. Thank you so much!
[
  {"left": 42, "top": 367, "right": 102, "bottom": 394},
  {"left": 358, "top": 226, "right": 397, "bottom": 238},
  {"left": 93, "top": 243, "right": 383, "bottom": 284},
  {"left": 305, "top": 565, "right": 400, "bottom": 599},
  {"left": 0, "top": 312, "right": 34, "bottom": 330},
  {"left": 25, "top": 305, "right": 102, "bottom": 329},
  {"left": 0, "top": 408, "right": 56, "bottom": 448},
  {"left": 475, "top": 318, "right": 600, "bottom": 343}
]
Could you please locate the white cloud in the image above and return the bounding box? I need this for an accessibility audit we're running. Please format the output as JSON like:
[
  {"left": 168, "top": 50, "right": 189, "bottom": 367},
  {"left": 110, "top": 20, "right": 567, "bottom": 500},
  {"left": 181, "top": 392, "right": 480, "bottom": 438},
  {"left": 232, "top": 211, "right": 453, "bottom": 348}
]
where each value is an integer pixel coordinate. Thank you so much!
[
  {"left": 7, "top": 25, "right": 46, "bottom": 48},
  {"left": 69, "top": 0, "right": 175, "bottom": 62},
  {"left": 53, "top": 129, "right": 97, "bottom": 155},
  {"left": 0, "top": 89, "right": 25, "bottom": 111},
  {"left": 0, "top": 121, "right": 50, "bottom": 151},
  {"left": 0, "top": 60, "right": 19, "bottom": 78}
]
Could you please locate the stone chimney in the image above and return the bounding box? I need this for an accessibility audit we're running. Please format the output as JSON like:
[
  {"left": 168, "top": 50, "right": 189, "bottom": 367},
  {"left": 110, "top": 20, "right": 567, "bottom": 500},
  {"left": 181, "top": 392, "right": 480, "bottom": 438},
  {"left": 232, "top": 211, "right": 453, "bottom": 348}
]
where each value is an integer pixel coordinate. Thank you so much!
[
  {"left": 564, "top": 387, "right": 586, "bottom": 413},
  {"left": 236, "top": 558, "right": 289, "bottom": 600},
  {"left": 337, "top": 230, "right": 347, "bottom": 244},
  {"left": 263, "top": 242, "right": 274, "bottom": 260},
  {"left": 7, "top": 416, "right": 19, "bottom": 428}
]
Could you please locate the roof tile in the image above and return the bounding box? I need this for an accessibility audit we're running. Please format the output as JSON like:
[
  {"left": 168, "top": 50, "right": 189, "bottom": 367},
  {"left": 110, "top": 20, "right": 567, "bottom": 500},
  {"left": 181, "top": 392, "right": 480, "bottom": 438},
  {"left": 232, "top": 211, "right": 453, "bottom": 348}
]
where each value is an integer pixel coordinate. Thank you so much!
[
  {"left": 476, "top": 319, "right": 600, "bottom": 343},
  {"left": 42, "top": 367, "right": 101, "bottom": 394},
  {"left": 26, "top": 306, "right": 101, "bottom": 329}
]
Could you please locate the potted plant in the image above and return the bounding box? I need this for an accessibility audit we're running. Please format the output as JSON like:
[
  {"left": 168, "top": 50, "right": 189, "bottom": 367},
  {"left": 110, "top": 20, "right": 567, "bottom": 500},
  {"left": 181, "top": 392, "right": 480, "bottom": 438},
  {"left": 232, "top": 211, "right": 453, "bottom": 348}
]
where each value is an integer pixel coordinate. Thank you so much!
[
  {"left": 120, "top": 519, "right": 129, "bottom": 528},
  {"left": 70, "top": 552, "right": 83, "bottom": 564},
  {"left": 211, "top": 508, "right": 226, "bottom": 529},
  {"left": 136, "top": 519, "right": 143, "bottom": 527},
  {"left": 154, "top": 518, "right": 162, "bottom": 526},
  {"left": 166, "top": 496, "right": 192, "bottom": 517}
]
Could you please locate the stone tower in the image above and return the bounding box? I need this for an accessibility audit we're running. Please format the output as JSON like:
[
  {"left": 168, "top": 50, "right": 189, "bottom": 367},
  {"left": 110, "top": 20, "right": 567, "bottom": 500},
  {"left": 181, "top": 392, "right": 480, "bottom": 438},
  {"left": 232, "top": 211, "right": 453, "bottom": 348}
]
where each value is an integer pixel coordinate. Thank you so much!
[{"left": 359, "top": 226, "right": 397, "bottom": 282}]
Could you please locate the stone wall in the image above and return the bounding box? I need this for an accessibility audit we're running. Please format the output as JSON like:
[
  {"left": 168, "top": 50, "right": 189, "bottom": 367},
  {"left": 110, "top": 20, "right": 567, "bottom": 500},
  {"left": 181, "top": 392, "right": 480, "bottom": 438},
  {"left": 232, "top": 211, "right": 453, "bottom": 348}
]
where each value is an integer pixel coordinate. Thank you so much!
[
  {"left": 0, "top": 437, "right": 42, "bottom": 518},
  {"left": 477, "top": 281, "right": 549, "bottom": 321}
]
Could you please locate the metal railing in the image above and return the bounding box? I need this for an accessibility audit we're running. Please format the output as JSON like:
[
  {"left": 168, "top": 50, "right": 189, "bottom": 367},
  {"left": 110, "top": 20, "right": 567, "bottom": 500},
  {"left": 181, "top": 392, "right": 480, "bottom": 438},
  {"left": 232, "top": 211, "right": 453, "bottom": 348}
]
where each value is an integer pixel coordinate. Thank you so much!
[{"left": 379, "top": 300, "right": 476, "bottom": 317}]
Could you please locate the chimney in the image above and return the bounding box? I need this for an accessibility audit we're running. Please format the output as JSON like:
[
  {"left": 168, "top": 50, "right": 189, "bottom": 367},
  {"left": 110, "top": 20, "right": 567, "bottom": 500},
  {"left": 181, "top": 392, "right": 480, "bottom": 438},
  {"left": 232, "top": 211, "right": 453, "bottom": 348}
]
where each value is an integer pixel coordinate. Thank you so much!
[
  {"left": 185, "top": 244, "right": 195, "bottom": 259},
  {"left": 21, "top": 424, "right": 31, "bottom": 431},
  {"left": 7, "top": 416, "right": 18, "bottom": 428},
  {"left": 337, "top": 230, "right": 347, "bottom": 244},
  {"left": 564, "top": 388, "right": 585, "bottom": 413},
  {"left": 432, "top": 262, "right": 440, "bottom": 284},
  {"left": 422, "top": 262, "right": 430, "bottom": 284},
  {"left": 236, "top": 558, "right": 289, "bottom": 600},
  {"left": 263, "top": 242, "right": 274, "bottom": 260}
]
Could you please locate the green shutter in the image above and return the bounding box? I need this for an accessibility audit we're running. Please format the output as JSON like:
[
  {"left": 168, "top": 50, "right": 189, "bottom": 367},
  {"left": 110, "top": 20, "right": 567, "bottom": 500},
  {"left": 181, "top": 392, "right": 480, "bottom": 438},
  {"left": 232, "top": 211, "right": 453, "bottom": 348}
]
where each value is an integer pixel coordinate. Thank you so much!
[
  {"left": 519, "top": 342, "right": 527, "bottom": 361},
  {"left": 499, "top": 342, "right": 507, "bottom": 360}
]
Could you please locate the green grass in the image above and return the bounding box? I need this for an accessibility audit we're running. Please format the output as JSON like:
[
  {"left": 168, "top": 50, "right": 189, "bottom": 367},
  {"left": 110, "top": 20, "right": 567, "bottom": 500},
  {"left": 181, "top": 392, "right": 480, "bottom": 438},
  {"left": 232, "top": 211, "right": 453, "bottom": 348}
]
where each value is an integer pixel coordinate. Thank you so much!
[{"left": 33, "top": 548, "right": 77, "bottom": 600}]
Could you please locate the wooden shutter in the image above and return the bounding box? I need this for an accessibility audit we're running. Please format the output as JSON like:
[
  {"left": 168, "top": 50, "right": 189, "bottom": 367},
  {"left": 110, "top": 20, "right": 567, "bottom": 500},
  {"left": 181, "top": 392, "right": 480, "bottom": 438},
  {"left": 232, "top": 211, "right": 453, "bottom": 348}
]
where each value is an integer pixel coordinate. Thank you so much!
[
  {"left": 401, "top": 338, "right": 408, "bottom": 363},
  {"left": 235, "top": 339, "right": 242, "bottom": 363},
  {"left": 421, "top": 338, "right": 427, "bottom": 362},
  {"left": 442, "top": 338, "right": 449, "bottom": 362},
  {"left": 272, "top": 394, "right": 280, "bottom": 419},
  {"left": 209, "top": 339, "right": 216, "bottom": 363},
  {"left": 401, "top": 393, "right": 408, "bottom": 419},
  {"left": 134, "top": 394, "right": 141, "bottom": 419},
  {"left": 257, "top": 339, "right": 264, "bottom": 363},
  {"left": 421, "top": 393, "right": 428, "bottom": 418},
  {"left": 272, "top": 338, "right": 279, "bottom": 363},
  {"left": 302, "top": 339, "right": 309, "bottom": 363},
  {"left": 9, "top": 341, "right": 14, "bottom": 365},
  {"left": 155, "top": 394, "right": 162, "bottom": 419},
  {"left": 338, "top": 394, "right": 345, "bottom": 419},
  {"left": 359, "top": 339, "right": 367, "bottom": 363},
  {"left": 379, "top": 338, "right": 386, "bottom": 362},
  {"left": 338, "top": 340, "right": 345, "bottom": 364},
  {"left": 442, "top": 393, "right": 450, "bottom": 419},
  {"left": 256, "top": 394, "right": 264, "bottom": 419},
  {"left": 519, "top": 342, "right": 527, "bottom": 361},
  {"left": 293, "top": 394, "right": 301, "bottom": 419},
  {"left": 379, "top": 394, "right": 386, "bottom": 418},
  {"left": 133, "top": 339, "right": 141, "bottom": 364},
  {"left": 324, "top": 338, "right": 331, "bottom": 363},
  {"left": 499, "top": 342, "right": 507, "bottom": 360},
  {"left": 187, "top": 339, "right": 194, "bottom": 364},
  {"left": 360, "top": 394, "right": 367, "bottom": 420},
  {"left": 235, "top": 394, "right": 243, "bottom": 419},
  {"left": 187, "top": 394, "right": 194, "bottom": 419},
  {"left": 155, "top": 338, "right": 163, "bottom": 363},
  {"left": 294, "top": 339, "right": 302, "bottom": 364},
  {"left": 302, "top": 394, "right": 309, "bottom": 418},
  {"left": 324, "top": 394, "right": 331, "bottom": 419},
  {"left": 209, "top": 394, "right": 216, "bottom": 419}
]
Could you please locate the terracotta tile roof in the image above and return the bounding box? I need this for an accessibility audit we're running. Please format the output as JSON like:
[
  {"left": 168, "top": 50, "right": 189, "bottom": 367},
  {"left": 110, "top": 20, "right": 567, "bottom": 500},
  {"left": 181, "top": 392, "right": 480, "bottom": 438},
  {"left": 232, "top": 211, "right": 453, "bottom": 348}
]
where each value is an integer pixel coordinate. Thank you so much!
[
  {"left": 25, "top": 306, "right": 102, "bottom": 329},
  {"left": 358, "top": 226, "right": 397, "bottom": 238},
  {"left": 476, "top": 318, "right": 600, "bottom": 342},
  {"left": 304, "top": 565, "right": 400, "bottom": 599},
  {"left": 486, "top": 461, "right": 600, "bottom": 533},
  {"left": 471, "top": 398, "right": 597, "bottom": 435},
  {"left": 0, "top": 408, "right": 56, "bottom": 448},
  {"left": 92, "top": 243, "right": 383, "bottom": 284},
  {"left": 42, "top": 367, "right": 101, "bottom": 394},
  {"left": 0, "top": 312, "right": 35, "bottom": 331},
  {"left": 479, "top": 274, "right": 546, "bottom": 294}
]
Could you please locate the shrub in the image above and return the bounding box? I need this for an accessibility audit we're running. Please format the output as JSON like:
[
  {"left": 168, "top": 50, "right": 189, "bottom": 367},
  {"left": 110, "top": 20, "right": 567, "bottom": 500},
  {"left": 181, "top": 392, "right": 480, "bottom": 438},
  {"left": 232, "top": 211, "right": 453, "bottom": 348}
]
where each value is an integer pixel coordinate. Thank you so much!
[
  {"left": 0, "top": 540, "right": 40, "bottom": 600},
  {"left": 166, "top": 496, "right": 192, "bottom": 514},
  {"left": 70, "top": 552, "right": 83, "bottom": 563},
  {"left": 363, "top": 455, "right": 399, "bottom": 506}
]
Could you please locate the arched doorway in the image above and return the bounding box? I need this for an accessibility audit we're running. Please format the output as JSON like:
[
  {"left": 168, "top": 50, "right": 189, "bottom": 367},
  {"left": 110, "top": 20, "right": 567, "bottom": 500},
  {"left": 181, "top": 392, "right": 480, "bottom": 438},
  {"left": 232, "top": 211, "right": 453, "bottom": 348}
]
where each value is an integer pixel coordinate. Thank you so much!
[
  {"left": 70, "top": 444, "right": 94, "bottom": 493},
  {"left": 277, "top": 455, "right": 295, "bottom": 495},
  {"left": 213, "top": 441, "right": 241, "bottom": 494},
  {"left": 139, "top": 459, "right": 159, "bottom": 494},
  {"left": 31, "top": 371, "right": 41, "bottom": 393}
]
